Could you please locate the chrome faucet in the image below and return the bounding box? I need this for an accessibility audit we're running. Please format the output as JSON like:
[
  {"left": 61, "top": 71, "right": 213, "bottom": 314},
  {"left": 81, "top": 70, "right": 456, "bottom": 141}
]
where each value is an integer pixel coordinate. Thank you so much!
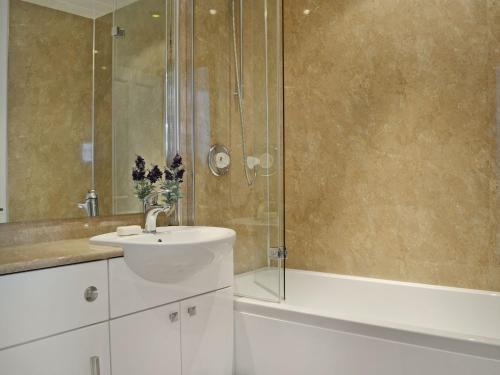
[
  {"left": 143, "top": 189, "right": 173, "bottom": 233},
  {"left": 77, "top": 190, "right": 99, "bottom": 217}
]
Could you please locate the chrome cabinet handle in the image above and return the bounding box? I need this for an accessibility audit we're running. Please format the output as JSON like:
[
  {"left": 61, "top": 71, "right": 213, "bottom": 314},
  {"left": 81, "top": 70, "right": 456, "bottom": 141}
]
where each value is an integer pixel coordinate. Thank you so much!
[
  {"left": 169, "top": 312, "right": 178, "bottom": 322},
  {"left": 90, "top": 356, "right": 100, "bottom": 375},
  {"left": 84, "top": 286, "right": 98, "bottom": 302},
  {"left": 187, "top": 306, "right": 196, "bottom": 316}
]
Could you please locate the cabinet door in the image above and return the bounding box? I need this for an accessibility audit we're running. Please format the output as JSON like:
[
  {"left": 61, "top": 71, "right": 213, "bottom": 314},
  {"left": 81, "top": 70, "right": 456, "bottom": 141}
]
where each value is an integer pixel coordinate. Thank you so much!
[
  {"left": 110, "top": 303, "right": 181, "bottom": 375},
  {"left": 0, "top": 322, "right": 110, "bottom": 375},
  {"left": 181, "top": 287, "right": 233, "bottom": 375}
]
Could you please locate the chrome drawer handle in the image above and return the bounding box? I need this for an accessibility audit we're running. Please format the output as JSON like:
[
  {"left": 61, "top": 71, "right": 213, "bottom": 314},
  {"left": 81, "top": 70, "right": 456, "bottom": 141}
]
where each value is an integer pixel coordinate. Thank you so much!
[
  {"left": 90, "top": 356, "right": 100, "bottom": 375},
  {"left": 187, "top": 306, "right": 196, "bottom": 316},
  {"left": 84, "top": 286, "right": 98, "bottom": 302},
  {"left": 169, "top": 312, "right": 178, "bottom": 322}
]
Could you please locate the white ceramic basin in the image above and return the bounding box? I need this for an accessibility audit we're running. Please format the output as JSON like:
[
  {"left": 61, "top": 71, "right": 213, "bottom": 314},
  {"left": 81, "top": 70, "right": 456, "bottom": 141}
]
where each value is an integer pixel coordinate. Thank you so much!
[{"left": 90, "top": 226, "right": 236, "bottom": 283}]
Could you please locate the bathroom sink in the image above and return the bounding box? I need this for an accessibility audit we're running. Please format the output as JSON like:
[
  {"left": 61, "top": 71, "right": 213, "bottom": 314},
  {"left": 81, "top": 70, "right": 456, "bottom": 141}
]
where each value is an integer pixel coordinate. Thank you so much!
[{"left": 90, "top": 226, "right": 236, "bottom": 283}]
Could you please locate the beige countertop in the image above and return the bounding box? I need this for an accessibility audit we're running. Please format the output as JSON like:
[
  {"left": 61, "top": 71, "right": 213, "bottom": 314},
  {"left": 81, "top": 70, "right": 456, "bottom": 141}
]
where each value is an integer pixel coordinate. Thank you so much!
[{"left": 0, "top": 238, "right": 123, "bottom": 275}]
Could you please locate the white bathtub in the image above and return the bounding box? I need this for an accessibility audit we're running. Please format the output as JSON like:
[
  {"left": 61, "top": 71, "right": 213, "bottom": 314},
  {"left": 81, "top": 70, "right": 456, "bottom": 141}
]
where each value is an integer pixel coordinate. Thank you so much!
[{"left": 234, "top": 268, "right": 500, "bottom": 375}]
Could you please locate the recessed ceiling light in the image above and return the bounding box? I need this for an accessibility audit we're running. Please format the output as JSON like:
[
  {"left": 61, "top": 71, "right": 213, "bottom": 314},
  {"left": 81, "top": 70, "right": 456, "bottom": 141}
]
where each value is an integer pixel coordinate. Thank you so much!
[
  {"left": 303, "top": 9, "right": 311, "bottom": 15},
  {"left": 151, "top": 11, "right": 161, "bottom": 18},
  {"left": 209, "top": 9, "right": 217, "bottom": 15}
]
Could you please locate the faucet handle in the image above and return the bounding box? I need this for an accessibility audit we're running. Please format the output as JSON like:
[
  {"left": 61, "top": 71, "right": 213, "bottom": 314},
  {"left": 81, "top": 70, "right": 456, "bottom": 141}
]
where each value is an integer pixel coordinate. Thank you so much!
[{"left": 77, "top": 190, "right": 99, "bottom": 217}]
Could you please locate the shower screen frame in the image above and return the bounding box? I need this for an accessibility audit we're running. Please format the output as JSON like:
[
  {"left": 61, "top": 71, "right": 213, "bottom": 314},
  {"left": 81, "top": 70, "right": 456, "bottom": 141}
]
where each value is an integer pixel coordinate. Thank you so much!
[{"left": 0, "top": 0, "right": 8, "bottom": 224}]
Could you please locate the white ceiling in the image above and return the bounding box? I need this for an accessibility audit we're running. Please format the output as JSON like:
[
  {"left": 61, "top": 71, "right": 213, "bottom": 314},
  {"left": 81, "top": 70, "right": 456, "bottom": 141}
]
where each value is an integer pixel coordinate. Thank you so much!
[{"left": 22, "top": 0, "right": 137, "bottom": 19}]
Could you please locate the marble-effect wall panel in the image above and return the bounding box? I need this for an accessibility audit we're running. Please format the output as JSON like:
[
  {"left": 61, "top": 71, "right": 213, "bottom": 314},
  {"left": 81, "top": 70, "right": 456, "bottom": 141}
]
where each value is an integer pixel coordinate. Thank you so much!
[
  {"left": 7, "top": 0, "right": 93, "bottom": 222},
  {"left": 284, "top": 0, "right": 500, "bottom": 291}
]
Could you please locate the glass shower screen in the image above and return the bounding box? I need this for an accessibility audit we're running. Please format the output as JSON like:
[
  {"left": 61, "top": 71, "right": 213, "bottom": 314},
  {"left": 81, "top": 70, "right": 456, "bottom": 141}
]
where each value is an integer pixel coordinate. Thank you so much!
[{"left": 185, "top": 0, "right": 284, "bottom": 301}]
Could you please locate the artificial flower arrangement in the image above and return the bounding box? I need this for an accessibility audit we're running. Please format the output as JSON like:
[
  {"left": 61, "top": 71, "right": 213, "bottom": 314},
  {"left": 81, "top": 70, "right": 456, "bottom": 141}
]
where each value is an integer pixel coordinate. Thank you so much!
[{"left": 131, "top": 154, "right": 185, "bottom": 205}]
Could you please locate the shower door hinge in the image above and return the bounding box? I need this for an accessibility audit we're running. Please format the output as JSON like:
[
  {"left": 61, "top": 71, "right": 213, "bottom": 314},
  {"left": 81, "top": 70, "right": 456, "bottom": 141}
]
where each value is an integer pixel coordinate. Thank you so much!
[
  {"left": 268, "top": 246, "right": 288, "bottom": 260},
  {"left": 111, "top": 26, "right": 125, "bottom": 37}
]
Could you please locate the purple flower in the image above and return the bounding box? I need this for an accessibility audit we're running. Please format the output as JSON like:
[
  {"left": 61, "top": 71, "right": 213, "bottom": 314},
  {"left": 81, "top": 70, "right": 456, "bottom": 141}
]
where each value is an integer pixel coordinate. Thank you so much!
[
  {"left": 164, "top": 169, "right": 174, "bottom": 181},
  {"left": 170, "top": 153, "right": 183, "bottom": 169},
  {"left": 147, "top": 165, "right": 163, "bottom": 183},
  {"left": 175, "top": 168, "right": 185, "bottom": 181},
  {"left": 132, "top": 168, "right": 145, "bottom": 181},
  {"left": 135, "top": 155, "right": 146, "bottom": 171}
]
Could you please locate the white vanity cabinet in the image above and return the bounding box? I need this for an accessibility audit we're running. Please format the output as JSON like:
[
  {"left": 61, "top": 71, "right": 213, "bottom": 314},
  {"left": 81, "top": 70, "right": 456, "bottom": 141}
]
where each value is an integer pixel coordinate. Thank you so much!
[{"left": 0, "top": 257, "right": 234, "bottom": 375}]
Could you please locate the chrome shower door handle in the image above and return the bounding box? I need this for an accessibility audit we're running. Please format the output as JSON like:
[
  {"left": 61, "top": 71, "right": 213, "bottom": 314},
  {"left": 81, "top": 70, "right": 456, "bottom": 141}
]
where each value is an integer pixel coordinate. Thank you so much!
[{"left": 90, "top": 356, "right": 100, "bottom": 375}]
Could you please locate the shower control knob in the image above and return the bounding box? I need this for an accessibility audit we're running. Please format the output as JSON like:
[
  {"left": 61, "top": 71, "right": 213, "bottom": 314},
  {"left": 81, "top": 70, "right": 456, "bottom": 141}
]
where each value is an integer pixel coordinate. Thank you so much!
[{"left": 215, "top": 152, "right": 230, "bottom": 168}]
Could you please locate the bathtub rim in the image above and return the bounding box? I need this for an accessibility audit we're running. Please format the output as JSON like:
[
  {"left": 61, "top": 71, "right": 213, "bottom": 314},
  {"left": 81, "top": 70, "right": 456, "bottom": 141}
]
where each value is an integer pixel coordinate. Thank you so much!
[
  {"left": 285, "top": 268, "right": 500, "bottom": 296},
  {"left": 234, "top": 269, "right": 500, "bottom": 361}
]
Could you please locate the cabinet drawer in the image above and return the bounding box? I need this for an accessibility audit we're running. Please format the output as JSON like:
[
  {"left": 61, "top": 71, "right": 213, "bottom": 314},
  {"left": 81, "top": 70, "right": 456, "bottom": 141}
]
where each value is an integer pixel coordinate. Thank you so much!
[
  {"left": 0, "top": 322, "right": 110, "bottom": 375},
  {"left": 0, "top": 260, "right": 109, "bottom": 349}
]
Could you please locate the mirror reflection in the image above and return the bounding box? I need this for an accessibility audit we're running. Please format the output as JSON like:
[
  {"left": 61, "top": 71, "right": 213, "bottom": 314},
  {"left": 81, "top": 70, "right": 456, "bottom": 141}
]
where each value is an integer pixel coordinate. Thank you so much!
[{"left": 1, "top": 0, "right": 166, "bottom": 224}]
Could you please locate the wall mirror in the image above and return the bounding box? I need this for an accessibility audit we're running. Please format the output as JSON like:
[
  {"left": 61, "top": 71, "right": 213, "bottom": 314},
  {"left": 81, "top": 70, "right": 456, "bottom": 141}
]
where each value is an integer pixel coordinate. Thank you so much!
[{"left": 1, "top": 0, "right": 174, "bottom": 224}]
